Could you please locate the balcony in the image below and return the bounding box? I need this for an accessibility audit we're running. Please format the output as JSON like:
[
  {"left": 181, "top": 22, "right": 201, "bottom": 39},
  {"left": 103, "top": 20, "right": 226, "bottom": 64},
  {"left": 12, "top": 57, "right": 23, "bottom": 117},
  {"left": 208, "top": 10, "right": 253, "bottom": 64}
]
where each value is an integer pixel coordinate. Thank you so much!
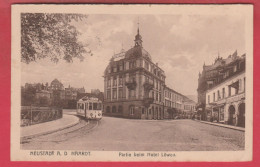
[
  {"left": 143, "top": 97, "right": 154, "bottom": 107},
  {"left": 125, "top": 80, "right": 137, "bottom": 90},
  {"left": 143, "top": 80, "right": 154, "bottom": 91}
]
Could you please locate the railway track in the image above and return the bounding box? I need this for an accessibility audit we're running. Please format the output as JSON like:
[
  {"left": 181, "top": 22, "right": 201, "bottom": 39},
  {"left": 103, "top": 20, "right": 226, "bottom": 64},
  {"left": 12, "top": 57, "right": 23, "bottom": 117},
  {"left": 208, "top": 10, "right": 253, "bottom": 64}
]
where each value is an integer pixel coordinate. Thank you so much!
[{"left": 21, "top": 117, "right": 99, "bottom": 144}]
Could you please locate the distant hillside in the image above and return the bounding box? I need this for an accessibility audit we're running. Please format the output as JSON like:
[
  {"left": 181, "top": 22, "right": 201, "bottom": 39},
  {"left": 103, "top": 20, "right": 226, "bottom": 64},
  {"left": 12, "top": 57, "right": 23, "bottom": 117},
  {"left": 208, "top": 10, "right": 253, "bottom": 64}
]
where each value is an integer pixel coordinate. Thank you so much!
[{"left": 185, "top": 95, "right": 197, "bottom": 103}]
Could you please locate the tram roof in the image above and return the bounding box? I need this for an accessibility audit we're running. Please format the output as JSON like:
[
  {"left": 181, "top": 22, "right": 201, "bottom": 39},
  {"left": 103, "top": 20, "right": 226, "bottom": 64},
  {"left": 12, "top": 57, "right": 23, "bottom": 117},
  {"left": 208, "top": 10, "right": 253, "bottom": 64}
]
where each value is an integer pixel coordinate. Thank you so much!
[{"left": 78, "top": 96, "right": 101, "bottom": 103}]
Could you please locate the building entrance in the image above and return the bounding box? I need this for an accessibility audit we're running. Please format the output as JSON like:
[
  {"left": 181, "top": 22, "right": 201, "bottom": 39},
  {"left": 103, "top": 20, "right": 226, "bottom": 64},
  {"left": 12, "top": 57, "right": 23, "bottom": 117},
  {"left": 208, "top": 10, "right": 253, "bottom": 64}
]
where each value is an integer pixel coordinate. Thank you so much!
[
  {"left": 228, "top": 105, "right": 236, "bottom": 125},
  {"left": 238, "top": 103, "right": 245, "bottom": 127}
]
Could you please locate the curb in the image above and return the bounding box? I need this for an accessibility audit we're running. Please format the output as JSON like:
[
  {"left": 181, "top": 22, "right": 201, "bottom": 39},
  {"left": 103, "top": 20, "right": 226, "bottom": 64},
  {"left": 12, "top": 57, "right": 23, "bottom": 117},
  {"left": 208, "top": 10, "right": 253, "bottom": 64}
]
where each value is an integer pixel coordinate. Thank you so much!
[
  {"left": 195, "top": 120, "right": 245, "bottom": 132},
  {"left": 21, "top": 115, "right": 80, "bottom": 140}
]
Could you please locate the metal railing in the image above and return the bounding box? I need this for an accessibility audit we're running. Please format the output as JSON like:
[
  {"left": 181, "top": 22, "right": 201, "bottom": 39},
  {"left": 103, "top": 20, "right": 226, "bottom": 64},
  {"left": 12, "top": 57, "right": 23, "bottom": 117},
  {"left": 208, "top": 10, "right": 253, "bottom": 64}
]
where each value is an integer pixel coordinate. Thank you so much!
[{"left": 21, "top": 106, "right": 63, "bottom": 127}]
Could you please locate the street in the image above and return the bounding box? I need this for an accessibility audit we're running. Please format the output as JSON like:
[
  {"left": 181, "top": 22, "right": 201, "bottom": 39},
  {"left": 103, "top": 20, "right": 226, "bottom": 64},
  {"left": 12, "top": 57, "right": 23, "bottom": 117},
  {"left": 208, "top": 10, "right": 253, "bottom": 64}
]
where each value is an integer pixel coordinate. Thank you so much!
[{"left": 21, "top": 116, "right": 244, "bottom": 151}]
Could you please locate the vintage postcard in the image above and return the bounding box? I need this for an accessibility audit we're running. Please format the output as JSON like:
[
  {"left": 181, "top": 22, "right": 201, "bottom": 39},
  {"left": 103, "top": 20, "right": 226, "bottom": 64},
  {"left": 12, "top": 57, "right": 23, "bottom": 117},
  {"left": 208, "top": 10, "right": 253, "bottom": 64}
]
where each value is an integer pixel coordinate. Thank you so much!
[{"left": 11, "top": 4, "right": 253, "bottom": 161}]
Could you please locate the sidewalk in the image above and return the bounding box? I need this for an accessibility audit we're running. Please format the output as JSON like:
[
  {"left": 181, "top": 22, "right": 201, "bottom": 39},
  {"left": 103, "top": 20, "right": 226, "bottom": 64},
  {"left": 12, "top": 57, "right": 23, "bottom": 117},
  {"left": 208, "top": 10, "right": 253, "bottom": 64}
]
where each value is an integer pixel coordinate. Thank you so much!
[
  {"left": 21, "top": 114, "right": 80, "bottom": 138},
  {"left": 196, "top": 120, "right": 245, "bottom": 132}
]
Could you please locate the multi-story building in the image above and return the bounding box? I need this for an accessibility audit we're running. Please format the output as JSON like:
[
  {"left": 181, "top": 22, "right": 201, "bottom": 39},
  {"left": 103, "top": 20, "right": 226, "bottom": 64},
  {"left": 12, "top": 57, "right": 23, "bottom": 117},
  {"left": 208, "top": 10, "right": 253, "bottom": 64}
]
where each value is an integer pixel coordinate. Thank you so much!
[
  {"left": 103, "top": 27, "right": 166, "bottom": 119},
  {"left": 200, "top": 52, "right": 245, "bottom": 127},
  {"left": 164, "top": 86, "right": 184, "bottom": 119},
  {"left": 103, "top": 26, "right": 192, "bottom": 120}
]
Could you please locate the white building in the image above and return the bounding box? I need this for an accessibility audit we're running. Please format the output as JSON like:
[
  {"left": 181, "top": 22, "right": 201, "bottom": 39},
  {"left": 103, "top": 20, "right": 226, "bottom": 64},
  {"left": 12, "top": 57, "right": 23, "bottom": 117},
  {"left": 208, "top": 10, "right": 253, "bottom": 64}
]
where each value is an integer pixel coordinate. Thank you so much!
[{"left": 206, "top": 71, "right": 245, "bottom": 127}]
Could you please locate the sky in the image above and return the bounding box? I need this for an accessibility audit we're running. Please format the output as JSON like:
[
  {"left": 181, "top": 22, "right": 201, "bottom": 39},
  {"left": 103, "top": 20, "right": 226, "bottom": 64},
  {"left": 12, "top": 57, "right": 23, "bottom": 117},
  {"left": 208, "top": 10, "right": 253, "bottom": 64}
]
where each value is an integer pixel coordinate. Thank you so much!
[{"left": 21, "top": 14, "right": 246, "bottom": 95}]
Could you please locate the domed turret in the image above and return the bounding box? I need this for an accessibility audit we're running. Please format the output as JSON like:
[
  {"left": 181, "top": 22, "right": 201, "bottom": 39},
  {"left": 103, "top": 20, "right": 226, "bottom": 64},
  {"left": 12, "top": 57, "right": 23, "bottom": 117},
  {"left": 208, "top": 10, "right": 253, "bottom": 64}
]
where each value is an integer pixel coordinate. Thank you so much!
[{"left": 134, "top": 23, "right": 142, "bottom": 47}]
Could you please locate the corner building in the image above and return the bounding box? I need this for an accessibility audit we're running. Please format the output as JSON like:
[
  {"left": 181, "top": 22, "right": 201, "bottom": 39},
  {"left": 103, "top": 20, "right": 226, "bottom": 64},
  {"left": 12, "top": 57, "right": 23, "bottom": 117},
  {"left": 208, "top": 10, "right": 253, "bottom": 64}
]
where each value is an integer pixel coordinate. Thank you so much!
[
  {"left": 103, "top": 27, "right": 168, "bottom": 119},
  {"left": 205, "top": 53, "right": 246, "bottom": 127}
]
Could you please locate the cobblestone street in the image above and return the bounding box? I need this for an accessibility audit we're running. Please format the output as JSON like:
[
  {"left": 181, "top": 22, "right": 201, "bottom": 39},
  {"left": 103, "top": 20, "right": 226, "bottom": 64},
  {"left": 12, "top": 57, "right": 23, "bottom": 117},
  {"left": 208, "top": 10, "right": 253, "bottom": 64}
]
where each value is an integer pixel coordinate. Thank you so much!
[{"left": 22, "top": 116, "right": 244, "bottom": 151}]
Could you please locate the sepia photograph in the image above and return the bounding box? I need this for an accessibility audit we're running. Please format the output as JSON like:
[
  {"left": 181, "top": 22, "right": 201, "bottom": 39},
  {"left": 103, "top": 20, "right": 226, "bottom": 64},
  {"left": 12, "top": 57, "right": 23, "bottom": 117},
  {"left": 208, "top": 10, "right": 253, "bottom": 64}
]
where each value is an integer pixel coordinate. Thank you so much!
[{"left": 11, "top": 4, "right": 253, "bottom": 161}]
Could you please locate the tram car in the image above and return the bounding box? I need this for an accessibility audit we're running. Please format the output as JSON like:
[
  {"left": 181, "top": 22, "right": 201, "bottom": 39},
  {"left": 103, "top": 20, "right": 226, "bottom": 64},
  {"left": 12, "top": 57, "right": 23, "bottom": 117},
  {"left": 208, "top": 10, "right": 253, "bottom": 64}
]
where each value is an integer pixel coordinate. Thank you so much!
[{"left": 77, "top": 96, "right": 102, "bottom": 120}]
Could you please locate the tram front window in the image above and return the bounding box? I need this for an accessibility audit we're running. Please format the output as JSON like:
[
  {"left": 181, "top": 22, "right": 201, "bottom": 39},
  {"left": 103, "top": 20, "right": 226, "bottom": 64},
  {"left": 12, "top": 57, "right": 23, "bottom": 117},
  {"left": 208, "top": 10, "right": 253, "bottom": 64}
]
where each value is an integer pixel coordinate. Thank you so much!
[
  {"left": 89, "top": 103, "right": 93, "bottom": 110},
  {"left": 98, "top": 103, "right": 102, "bottom": 110}
]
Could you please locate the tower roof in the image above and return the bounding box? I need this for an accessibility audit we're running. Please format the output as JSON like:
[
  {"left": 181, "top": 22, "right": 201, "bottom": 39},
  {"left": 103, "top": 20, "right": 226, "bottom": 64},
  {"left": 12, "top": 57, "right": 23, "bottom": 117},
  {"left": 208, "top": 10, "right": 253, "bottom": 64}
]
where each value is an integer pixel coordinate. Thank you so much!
[{"left": 134, "top": 21, "right": 143, "bottom": 47}]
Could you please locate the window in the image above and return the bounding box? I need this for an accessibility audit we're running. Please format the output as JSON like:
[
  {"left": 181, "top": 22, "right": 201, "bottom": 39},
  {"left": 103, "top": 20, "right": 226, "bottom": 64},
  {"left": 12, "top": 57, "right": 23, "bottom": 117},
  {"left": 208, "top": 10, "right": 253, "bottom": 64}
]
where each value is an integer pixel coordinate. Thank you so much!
[
  {"left": 113, "top": 77, "right": 117, "bottom": 86},
  {"left": 233, "top": 65, "right": 237, "bottom": 72},
  {"left": 119, "top": 64, "right": 123, "bottom": 71},
  {"left": 213, "top": 93, "right": 215, "bottom": 102},
  {"left": 145, "top": 61, "right": 149, "bottom": 70},
  {"left": 156, "top": 92, "right": 159, "bottom": 101},
  {"left": 222, "top": 88, "right": 225, "bottom": 98},
  {"left": 93, "top": 103, "right": 98, "bottom": 110},
  {"left": 149, "top": 109, "right": 151, "bottom": 114},
  {"left": 118, "top": 88, "right": 123, "bottom": 98},
  {"left": 244, "top": 77, "right": 246, "bottom": 91},
  {"left": 130, "top": 106, "right": 135, "bottom": 115},
  {"left": 208, "top": 95, "right": 210, "bottom": 104},
  {"left": 239, "top": 79, "right": 242, "bottom": 91},
  {"left": 89, "top": 103, "right": 93, "bottom": 110},
  {"left": 145, "top": 75, "right": 149, "bottom": 82},
  {"left": 119, "top": 76, "right": 123, "bottom": 86},
  {"left": 107, "top": 90, "right": 111, "bottom": 99},
  {"left": 112, "top": 106, "right": 116, "bottom": 113},
  {"left": 228, "top": 86, "right": 231, "bottom": 96},
  {"left": 106, "top": 106, "right": 110, "bottom": 113},
  {"left": 142, "top": 108, "right": 145, "bottom": 114},
  {"left": 107, "top": 78, "right": 111, "bottom": 87},
  {"left": 113, "top": 66, "right": 117, "bottom": 72},
  {"left": 154, "top": 69, "right": 157, "bottom": 75},
  {"left": 97, "top": 103, "right": 102, "bottom": 110},
  {"left": 113, "top": 89, "right": 117, "bottom": 99},
  {"left": 217, "top": 90, "right": 220, "bottom": 100},
  {"left": 129, "top": 60, "right": 136, "bottom": 69},
  {"left": 118, "top": 105, "right": 123, "bottom": 113}
]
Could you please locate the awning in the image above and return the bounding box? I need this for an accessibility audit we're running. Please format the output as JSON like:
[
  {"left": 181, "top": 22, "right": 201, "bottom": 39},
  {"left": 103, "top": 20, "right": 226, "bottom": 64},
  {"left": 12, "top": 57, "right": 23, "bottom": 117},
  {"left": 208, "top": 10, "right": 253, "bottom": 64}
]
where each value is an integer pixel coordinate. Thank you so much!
[{"left": 229, "top": 81, "right": 239, "bottom": 89}]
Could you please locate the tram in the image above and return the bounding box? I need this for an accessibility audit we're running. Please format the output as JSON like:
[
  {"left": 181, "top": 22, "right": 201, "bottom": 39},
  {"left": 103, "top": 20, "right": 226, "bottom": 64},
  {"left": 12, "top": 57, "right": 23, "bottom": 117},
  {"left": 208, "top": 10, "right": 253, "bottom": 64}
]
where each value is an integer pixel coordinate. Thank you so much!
[{"left": 76, "top": 96, "right": 102, "bottom": 120}]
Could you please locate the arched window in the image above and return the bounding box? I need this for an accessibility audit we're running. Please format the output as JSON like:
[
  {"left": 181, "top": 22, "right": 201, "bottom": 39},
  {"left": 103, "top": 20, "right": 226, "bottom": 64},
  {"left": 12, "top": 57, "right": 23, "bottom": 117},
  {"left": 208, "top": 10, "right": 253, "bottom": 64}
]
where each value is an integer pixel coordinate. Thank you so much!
[
  {"left": 112, "top": 106, "right": 117, "bottom": 113},
  {"left": 106, "top": 106, "right": 110, "bottom": 113},
  {"left": 118, "top": 105, "right": 123, "bottom": 113}
]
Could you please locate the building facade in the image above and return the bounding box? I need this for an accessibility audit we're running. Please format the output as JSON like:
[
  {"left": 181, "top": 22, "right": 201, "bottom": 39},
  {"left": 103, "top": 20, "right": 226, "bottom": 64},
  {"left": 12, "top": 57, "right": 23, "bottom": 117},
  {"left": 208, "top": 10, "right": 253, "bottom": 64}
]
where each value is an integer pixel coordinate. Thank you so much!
[
  {"left": 103, "top": 26, "right": 191, "bottom": 120},
  {"left": 164, "top": 86, "right": 185, "bottom": 119},
  {"left": 199, "top": 52, "right": 245, "bottom": 127},
  {"left": 183, "top": 97, "right": 196, "bottom": 119}
]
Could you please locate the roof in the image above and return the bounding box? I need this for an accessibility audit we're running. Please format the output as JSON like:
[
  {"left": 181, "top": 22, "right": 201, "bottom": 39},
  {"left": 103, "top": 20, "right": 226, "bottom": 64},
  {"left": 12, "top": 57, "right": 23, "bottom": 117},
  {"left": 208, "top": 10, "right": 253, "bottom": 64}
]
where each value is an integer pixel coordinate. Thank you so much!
[
  {"left": 203, "top": 51, "right": 244, "bottom": 72},
  {"left": 124, "top": 45, "right": 152, "bottom": 60}
]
